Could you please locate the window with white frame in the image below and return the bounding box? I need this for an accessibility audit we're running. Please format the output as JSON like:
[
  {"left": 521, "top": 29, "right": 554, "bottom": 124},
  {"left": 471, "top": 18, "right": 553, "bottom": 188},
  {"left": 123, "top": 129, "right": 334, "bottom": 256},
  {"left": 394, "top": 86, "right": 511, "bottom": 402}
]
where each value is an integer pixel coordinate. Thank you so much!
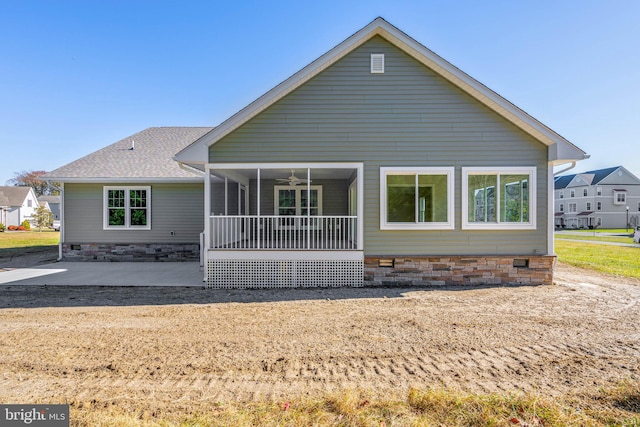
[
  {"left": 570, "top": 189, "right": 575, "bottom": 198},
  {"left": 462, "top": 167, "right": 536, "bottom": 229},
  {"left": 583, "top": 188, "right": 588, "bottom": 197},
  {"left": 586, "top": 202, "right": 592, "bottom": 211},
  {"left": 596, "top": 187, "right": 602, "bottom": 196},
  {"left": 613, "top": 190, "right": 626, "bottom": 205},
  {"left": 597, "top": 201, "right": 602, "bottom": 211},
  {"left": 596, "top": 217, "right": 602, "bottom": 227},
  {"left": 559, "top": 191, "right": 564, "bottom": 199},
  {"left": 103, "top": 186, "right": 151, "bottom": 230},
  {"left": 559, "top": 203, "right": 564, "bottom": 212},
  {"left": 568, "top": 203, "right": 577, "bottom": 213},
  {"left": 380, "top": 167, "right": 454, "bottom": 230},
  {"left": 274, "top": 185, "right": 322, "bottom": 216}
]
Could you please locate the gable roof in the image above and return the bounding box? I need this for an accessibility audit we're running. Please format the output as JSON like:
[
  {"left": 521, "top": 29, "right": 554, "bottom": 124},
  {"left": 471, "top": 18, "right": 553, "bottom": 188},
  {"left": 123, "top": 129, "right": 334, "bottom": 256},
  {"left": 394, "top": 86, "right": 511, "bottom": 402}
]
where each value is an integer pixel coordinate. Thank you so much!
[
  {"left": 554, "top": 166, "right": 630, "bottom": 189},
  {"left": 0, "top": 186, "right": 34, "bottom": 207},
  {"left": 45, "top": 127, "right": 213, "bottom": 183},
  {"left": 38, "top": 195, "right": 61, "bottom": 205},
  {"left": 175, "top": 17, "right": 587, "bottom": 165}
]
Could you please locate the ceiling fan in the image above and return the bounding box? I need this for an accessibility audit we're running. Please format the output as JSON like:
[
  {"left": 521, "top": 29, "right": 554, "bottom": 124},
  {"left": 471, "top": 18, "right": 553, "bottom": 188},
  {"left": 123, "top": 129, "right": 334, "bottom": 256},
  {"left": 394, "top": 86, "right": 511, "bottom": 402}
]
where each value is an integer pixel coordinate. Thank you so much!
[{"left": 276, "top": 169, "right": 311, "bottom": 186}]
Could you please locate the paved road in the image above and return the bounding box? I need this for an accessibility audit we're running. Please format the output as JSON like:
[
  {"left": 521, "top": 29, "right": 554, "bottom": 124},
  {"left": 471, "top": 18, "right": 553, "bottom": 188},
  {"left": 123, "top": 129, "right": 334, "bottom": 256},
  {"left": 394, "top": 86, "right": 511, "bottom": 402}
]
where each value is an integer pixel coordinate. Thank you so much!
[{"left": 555, "top": 231, "right": 639, "bottom": 248}]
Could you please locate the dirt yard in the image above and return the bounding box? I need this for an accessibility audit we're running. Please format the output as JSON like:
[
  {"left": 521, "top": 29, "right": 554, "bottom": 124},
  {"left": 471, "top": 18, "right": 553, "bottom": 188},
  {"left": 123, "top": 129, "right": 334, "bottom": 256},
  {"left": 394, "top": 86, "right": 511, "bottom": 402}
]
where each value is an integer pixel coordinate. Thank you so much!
[{"left": 0, "top": 261, "right": 639, "bottom": 416}]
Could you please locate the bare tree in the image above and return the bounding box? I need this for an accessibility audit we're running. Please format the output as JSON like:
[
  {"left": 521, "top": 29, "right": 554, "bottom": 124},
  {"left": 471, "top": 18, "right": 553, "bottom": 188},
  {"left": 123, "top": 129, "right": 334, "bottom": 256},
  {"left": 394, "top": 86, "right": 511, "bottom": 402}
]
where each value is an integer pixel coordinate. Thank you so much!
[{"left": 6, "top": 170, "right": 59, "bottom": 196}]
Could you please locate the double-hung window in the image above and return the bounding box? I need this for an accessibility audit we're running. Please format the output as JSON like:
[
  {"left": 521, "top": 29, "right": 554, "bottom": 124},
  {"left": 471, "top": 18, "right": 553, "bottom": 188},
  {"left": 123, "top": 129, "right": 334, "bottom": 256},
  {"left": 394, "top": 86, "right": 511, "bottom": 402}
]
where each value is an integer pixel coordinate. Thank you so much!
[
  {"left": 380, "top": 167, "right": 454, "bottom": 230},
  {"left": 613, "top": 190, "right": 626, "bottom": 205},
  {"left": 104, "top": 186, "right": 151, "bottom": 230},
  {"left": 462, "top": 167, "right": 536, "bottom": 230}
]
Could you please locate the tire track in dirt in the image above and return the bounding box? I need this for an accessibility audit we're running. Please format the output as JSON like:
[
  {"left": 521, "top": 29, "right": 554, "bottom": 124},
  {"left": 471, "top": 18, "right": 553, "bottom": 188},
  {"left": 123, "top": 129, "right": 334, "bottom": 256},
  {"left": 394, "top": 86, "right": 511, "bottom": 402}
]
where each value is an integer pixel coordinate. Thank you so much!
[
  {"left": 17, "top": 337, "right": 631, "bottom": 404},
  {"left": 1, "top": 262, "right": 639, "bottom": 406}
]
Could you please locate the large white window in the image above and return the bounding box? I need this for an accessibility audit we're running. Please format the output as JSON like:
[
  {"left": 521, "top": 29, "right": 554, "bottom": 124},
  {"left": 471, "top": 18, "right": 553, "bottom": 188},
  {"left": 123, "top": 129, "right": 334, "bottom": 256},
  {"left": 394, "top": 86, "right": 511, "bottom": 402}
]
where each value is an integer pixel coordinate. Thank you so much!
[
  {"left": 614, "top": 190, "right": 626, "bottom": 205},
  {"left": 462, "top": 167, "right": 536, "bottom": 230},
  {"left": 568, "top": 203, "right": 577, "bottom": 213},
  {"left": 103, "top": 186, "right": 151, "bottom": 230},
  {"left": 380, "top": 167, "right": 454, "bottom": 230}
]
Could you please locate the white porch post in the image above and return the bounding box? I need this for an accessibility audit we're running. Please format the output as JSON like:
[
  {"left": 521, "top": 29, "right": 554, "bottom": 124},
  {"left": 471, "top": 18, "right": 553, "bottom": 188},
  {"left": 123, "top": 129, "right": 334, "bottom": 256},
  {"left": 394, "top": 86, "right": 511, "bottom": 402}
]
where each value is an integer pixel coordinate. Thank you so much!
[
  {"left": 357, "top": 164, "right": 364, "bottom": 250},
  {"left": 224, "top": 176, "right": 228, "bottom": 215},
  {"left": 257, "top": 168, "right": 261, "bottom": 249},
  {"left": 203, "top": 165, "right": 211, "bottom": 282},
  {"left": 306, "top": 167, "right": 311, "bottom": 249}
]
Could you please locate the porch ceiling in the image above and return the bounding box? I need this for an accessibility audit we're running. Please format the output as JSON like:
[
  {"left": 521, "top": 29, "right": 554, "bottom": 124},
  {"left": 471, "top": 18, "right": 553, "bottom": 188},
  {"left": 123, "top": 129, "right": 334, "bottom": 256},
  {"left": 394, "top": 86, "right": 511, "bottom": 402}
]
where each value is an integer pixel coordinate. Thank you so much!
[{"left": 211, "top": 167, "right": 354, "bottom": 181}]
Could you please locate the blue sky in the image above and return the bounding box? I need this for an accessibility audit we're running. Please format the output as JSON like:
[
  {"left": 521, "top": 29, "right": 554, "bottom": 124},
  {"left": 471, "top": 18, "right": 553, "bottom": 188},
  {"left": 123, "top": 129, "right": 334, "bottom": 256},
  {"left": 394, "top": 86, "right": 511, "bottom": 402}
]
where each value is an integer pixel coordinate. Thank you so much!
[{"left": 1, "top": 0, "right": 638, "bottom": 186}]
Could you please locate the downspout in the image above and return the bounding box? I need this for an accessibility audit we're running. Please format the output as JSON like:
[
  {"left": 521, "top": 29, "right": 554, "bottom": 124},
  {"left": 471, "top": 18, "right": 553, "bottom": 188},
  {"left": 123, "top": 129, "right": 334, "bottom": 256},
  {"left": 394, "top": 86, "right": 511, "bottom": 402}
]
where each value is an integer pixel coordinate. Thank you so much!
[
  {"left": 548, "top": 161, "right": 578, "bottom": 257},
  {"left": 49, "top": 182, "right": 64, "bottom": 261}
]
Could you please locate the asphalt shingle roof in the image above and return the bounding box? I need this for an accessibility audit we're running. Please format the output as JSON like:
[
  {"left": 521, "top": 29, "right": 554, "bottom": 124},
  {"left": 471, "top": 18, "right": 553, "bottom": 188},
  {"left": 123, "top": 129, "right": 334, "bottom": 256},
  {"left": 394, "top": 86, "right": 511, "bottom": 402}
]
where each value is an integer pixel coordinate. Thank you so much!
[
  {"left": 38, "top": 195, "right": 60, "bottom": 204},
  {"left": 0, "top": 186, "right": 32, "bottom": 207},
  {"left": 45, "top": 127, "right": 213, "bottom": 181},
  {"left": 554, "top": 166, "right": 621, "bottom": 190}
]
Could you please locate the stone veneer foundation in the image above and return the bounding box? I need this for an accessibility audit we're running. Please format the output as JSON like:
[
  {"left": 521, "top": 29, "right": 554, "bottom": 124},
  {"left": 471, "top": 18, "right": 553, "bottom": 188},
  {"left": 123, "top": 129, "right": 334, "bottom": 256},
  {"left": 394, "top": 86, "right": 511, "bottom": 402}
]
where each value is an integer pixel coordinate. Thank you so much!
[
  {"left": 61, "top": 243, "right": 200, "bottom": 262},
  {"left": 364, "top": 255, "right": 556, "bottom": 286}
]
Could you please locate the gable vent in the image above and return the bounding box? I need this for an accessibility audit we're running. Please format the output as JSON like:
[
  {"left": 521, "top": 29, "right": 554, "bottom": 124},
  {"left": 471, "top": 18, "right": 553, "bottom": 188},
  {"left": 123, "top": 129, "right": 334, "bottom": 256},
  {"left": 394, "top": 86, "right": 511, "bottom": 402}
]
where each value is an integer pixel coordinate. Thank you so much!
[{"left": 370, "top": 54, "right": 384, "bottom": 73}]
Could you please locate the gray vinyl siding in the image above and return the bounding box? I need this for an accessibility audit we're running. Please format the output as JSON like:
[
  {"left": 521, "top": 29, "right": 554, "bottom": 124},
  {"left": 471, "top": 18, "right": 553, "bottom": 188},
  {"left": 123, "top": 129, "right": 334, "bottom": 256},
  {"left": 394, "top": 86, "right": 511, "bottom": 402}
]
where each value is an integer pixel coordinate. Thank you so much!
[
  {"left": 209, "top": 36, "right": 549, "bottom": 256},
  {"left": 63, "top": 183, "right": 204, "bottom": 244}
]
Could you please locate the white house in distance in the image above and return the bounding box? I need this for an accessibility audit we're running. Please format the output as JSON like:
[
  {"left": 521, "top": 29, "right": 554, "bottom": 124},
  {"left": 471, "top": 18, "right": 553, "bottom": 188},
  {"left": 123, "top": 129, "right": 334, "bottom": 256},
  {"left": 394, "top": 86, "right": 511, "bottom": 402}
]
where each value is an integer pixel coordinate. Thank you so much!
[
  {"left": 554, "top": 166, "right": 640, "bottom": 229},
  {"left": 0, "top": 186, "right": 39, "bottom": 227}
]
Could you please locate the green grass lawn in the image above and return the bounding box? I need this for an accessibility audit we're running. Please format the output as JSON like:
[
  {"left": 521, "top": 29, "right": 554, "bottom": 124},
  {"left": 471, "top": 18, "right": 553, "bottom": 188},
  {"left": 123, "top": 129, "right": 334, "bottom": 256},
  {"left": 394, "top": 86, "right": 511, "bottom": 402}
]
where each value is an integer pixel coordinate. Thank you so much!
[
  {"left": 555, "top": 239, "right": 640, "bottom": 280},
  {"left": 0, "top": 229, "right": 60, "bottom": 249},
  {"left": 555, "top": 234, "right": 634, "bottom": 244}
]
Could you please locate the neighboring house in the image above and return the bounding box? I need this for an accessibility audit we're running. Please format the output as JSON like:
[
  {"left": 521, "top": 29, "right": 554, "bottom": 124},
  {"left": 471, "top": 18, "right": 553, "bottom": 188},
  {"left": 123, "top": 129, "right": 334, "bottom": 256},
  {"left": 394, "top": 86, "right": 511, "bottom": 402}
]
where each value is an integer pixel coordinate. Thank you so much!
[
  {"left": 45, "top": 18, "right": 588, "bottom": 288},
  {"left": 554, "top": 166, "right": 640, "bottom": 229},
  {"left": 0, "top": 186, "right": 39, "bottom": 227},
  {"left": 39, "top": 195, "right": 61, "bottom": 220}
]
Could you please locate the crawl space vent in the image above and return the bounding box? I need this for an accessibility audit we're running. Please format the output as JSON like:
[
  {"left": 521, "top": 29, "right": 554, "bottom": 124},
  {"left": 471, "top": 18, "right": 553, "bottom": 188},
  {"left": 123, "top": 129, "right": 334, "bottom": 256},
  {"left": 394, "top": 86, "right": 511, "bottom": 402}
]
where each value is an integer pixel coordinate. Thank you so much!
[{"left": 370, "top": 54, "right": 384, "bottom": 73}]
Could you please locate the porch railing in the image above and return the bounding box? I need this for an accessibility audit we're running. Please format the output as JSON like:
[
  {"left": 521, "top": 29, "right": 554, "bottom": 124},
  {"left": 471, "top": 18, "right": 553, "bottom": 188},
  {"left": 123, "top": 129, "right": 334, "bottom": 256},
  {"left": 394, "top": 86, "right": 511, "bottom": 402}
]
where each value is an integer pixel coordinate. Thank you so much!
[{"left": 210, "top": 215, "right": 359, "bottom": 250}]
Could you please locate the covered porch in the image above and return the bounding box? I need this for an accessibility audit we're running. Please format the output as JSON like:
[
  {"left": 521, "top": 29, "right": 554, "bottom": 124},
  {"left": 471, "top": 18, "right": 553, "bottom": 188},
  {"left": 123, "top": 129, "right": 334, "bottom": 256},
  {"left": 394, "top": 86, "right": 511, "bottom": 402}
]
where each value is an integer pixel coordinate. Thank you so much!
[{"left": 202, "top": 163, "right": 364, "bottom": 288}]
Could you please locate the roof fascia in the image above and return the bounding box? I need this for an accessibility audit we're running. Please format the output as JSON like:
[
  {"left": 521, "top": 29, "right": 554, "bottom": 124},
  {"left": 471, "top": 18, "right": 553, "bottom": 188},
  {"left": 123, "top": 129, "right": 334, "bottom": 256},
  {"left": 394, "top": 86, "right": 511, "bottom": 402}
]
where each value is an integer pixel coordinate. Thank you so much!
[
  {"left": 43, "top": 177, "right": 204, "bottom": 184},
  {"left": 175, "top": 17, "right": 588, "bottom": 163}
]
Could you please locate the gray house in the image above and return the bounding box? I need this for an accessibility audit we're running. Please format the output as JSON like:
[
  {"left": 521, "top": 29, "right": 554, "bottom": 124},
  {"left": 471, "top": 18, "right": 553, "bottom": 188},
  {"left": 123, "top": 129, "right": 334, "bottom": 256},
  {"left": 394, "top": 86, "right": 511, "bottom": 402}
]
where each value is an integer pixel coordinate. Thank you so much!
[
  {"left": 38, "top": 195, "right": 61, "bottom": 220},
  {"left": 46, "top": 18, "right": 588, "bottom": 288},
  {"left": 554, "top": 166, "right": 640, "bottom": 229}
]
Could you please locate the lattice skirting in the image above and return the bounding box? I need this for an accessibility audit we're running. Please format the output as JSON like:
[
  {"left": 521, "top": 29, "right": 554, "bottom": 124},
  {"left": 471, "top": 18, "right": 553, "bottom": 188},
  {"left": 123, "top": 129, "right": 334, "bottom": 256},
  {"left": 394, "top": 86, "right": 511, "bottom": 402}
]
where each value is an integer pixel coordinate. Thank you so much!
[{"left": 207, "top": 251, "right": 364, "bottom": 289}]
